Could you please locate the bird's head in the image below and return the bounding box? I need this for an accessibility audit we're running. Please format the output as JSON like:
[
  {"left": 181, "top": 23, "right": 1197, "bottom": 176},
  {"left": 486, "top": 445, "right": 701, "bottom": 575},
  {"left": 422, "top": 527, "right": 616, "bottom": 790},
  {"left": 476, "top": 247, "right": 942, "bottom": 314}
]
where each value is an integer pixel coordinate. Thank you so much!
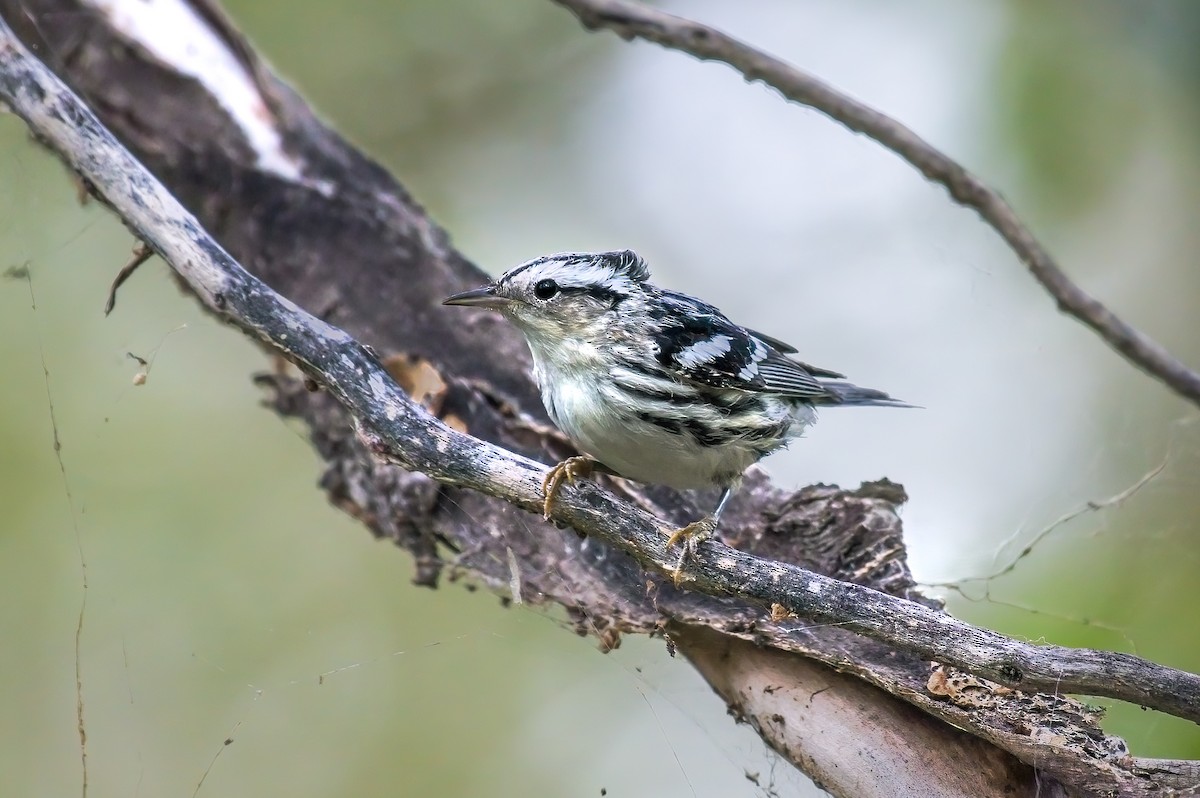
[{"left": 443, "top": 250, "right": 651, "bottom": 344}]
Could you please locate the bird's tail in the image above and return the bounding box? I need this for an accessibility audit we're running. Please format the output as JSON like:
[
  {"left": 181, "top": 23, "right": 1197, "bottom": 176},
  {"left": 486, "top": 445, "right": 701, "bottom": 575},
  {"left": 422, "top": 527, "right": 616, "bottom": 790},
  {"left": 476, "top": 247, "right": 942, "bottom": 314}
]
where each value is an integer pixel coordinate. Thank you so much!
[{"left": 818, "top": 381, "right": 916, "bottom": 408}]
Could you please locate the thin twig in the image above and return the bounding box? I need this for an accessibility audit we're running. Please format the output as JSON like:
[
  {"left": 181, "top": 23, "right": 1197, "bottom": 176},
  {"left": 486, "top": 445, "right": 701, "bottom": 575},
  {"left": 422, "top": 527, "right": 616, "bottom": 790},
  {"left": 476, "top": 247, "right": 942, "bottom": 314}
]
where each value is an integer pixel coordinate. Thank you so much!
[
  {"left": 104, "top": 241, "right": 153, "bottom": 316},
  {"left": 12, "top": 265, "right": 90, "bottom": 798},
  {"left": 2, "top": 20, "right": 1198, "bottom": 725},
  {"left": 926, "top": 446, "right": 1171, "bottom": 592},
  {"left": 549, "top": 0, "right": 1200, "bottom": 409}
]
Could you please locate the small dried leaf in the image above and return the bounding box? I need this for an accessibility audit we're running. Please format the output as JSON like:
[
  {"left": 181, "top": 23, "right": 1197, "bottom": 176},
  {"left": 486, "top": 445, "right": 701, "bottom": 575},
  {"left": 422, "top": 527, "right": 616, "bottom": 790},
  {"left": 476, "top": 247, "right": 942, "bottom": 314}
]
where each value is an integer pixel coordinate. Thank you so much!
[{"left": 383, "top": 353, "right": 448, "bottom": 414}]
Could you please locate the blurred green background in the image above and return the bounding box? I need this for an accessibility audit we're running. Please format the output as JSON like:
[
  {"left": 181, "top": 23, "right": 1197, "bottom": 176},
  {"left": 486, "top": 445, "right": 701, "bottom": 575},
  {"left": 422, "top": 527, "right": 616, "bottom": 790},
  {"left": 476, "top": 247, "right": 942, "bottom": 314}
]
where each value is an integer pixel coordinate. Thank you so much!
[{"left": 3, "top": 1, "right": 1199, "bottom": 796}]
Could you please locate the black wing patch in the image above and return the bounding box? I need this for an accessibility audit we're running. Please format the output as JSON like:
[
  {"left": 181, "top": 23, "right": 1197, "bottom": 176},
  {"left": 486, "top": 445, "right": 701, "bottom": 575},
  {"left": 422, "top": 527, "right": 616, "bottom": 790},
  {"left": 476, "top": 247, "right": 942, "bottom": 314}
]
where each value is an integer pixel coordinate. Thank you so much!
[{"left": 651, "top": 291, "right": 836, "bottom": 400}]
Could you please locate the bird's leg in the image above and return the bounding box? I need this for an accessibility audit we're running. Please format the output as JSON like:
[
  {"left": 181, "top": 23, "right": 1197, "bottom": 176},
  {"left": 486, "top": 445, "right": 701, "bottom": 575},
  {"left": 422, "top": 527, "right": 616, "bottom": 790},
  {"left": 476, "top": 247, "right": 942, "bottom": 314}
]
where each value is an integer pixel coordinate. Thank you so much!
[
  {"left": 664, "top": 515, "right": 716, "bottom": 552},
  {"left": 666, "top": 483, "right": 737, "bottom": 583},
  {"left": 666, "top": 484, "right": 735, "bottom": 549},
  {"left": 541, "top": 456, "right": 606, "bottom": 519}
]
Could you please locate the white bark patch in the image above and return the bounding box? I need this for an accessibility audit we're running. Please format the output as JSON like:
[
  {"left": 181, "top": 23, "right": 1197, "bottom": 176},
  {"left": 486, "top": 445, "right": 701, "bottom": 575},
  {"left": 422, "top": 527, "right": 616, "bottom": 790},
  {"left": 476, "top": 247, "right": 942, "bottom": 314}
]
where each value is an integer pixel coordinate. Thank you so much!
[
  {"left": 366, "top": 372, "right": 403, "bottom": 421},
  {"left": 82, "top": 0, "right": 304, "bottom": 180},
  {"left": 506, "top": 547, "right": 523, "bottom": 605}
]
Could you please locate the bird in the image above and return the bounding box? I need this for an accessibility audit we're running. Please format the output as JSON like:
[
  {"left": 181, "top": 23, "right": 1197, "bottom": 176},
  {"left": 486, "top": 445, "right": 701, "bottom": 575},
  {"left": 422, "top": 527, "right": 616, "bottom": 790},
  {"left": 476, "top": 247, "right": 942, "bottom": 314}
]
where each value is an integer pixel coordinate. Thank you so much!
[{"left": 443, "top": 250, "right": 909, "bottom": 570}]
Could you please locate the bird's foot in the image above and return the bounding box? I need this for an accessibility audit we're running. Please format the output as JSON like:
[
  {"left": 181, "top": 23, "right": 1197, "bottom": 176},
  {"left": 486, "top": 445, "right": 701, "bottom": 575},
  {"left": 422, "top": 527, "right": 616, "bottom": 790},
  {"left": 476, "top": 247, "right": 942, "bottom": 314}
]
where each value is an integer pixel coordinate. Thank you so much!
[
  {"left": 541, "top": 456, "right": 595, "bottom": 520},
  {"left": 665, "top": 515, "right": 717, "bottom": 585}
]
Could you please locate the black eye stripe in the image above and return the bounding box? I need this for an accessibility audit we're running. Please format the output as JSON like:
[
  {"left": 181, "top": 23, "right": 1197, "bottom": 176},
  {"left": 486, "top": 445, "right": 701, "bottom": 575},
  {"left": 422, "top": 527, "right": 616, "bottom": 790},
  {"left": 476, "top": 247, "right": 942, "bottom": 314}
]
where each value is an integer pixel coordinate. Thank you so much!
[
  {"left": 541, "top": 283, "right": 624, "bottom": 306},
  {"left": 575, "top": 286, "right": 622, "bottom": 305}
]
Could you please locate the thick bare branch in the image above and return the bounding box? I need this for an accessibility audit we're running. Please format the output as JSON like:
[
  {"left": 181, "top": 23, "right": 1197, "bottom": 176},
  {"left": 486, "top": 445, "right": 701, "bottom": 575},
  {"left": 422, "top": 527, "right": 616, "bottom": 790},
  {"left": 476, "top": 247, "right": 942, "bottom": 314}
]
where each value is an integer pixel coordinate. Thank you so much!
[
  {"left": 550, "top": 0, "right": 1200, "bottom": 409},
  {"left": 674, "top": 625, "right": 1060, "bottom": 798}
]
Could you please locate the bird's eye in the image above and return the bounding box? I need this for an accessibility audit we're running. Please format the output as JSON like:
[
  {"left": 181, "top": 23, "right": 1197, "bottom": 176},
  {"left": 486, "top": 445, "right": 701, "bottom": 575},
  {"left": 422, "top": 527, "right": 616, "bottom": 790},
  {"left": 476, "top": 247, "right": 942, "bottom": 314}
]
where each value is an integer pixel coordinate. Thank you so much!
[{"left": 533, "top": 279, "right": 559, "bottom": 300}]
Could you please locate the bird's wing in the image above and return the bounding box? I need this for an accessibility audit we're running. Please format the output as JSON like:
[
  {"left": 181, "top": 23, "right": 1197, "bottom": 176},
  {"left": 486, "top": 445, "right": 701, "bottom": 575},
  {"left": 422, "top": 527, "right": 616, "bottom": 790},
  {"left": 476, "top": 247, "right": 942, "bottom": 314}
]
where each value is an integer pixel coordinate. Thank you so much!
[
  {"left": 741, "top": 327, "right": 798, "bottom": 354},
  {"left": 653, "top": 290, "right": 839, "bottom": 399}
]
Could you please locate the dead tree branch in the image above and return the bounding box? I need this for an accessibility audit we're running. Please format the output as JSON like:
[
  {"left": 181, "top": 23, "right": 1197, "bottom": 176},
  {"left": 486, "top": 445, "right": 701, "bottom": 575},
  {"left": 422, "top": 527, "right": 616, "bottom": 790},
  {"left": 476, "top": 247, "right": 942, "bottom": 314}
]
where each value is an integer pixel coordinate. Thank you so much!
[
  {"left": 8, "top": 18, "right": 1198, "bottom": 719},
  {"left": 6, "top": 24, "right": 1200, "bottom": 719},
  {"left": 2, "top": 3, "right": 1198, "bottom": 795},
  {"left": 550, "top": 0, "right": 1200, "bottom": 410}
]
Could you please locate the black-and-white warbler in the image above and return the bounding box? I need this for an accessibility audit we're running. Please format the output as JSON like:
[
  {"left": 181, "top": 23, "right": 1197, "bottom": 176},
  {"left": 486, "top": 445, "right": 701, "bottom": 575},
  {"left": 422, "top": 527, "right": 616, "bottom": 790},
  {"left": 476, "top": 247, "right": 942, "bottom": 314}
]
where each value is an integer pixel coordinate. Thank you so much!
[{"left": 444, "top": 250, "right": 908, "bottom": 564}]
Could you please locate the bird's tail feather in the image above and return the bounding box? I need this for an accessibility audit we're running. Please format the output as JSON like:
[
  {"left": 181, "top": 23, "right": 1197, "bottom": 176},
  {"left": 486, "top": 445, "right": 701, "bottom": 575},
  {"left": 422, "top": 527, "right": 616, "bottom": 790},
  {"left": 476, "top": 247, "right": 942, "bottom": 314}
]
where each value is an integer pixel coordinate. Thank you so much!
[{"left": 819, "top": 381, "right": 916, "bottom": 408}]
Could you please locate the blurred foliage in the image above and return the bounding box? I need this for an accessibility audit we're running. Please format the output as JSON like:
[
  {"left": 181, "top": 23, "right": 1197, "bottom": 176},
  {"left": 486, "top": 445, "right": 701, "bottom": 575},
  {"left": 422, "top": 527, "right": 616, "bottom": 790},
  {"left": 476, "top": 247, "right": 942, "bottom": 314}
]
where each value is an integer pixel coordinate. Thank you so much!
[
  {"left": 993, "top": 3, "right": 1148, "bottom": 219},
  {"left": 1102, "top": 0, "right": 1200, "bottom": 93},
  {"left": 2, "top": 1, "right": 1200, "bottom": 796},
  {"left": 995, "top": 0, "right": 1200, "bottom": 220}
]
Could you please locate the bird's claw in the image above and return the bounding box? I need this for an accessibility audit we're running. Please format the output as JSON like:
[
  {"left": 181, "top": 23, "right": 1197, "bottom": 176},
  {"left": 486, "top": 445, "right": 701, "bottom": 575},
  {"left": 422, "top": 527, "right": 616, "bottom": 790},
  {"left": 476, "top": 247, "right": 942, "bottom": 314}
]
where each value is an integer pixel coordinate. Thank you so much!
[
  {"left": 541, "top": 456, "right": 594, "bottom": 520},
  {"left": 665, "top": 515, "right": 717, "bottom": 585}
]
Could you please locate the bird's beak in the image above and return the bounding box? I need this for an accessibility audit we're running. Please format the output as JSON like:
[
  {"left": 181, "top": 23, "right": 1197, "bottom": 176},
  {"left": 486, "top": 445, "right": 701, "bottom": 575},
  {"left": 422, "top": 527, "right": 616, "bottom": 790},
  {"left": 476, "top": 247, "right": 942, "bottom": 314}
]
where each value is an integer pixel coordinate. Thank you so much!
[{"left": 442, "top": 285, "right": 512, "bottom": 309}]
